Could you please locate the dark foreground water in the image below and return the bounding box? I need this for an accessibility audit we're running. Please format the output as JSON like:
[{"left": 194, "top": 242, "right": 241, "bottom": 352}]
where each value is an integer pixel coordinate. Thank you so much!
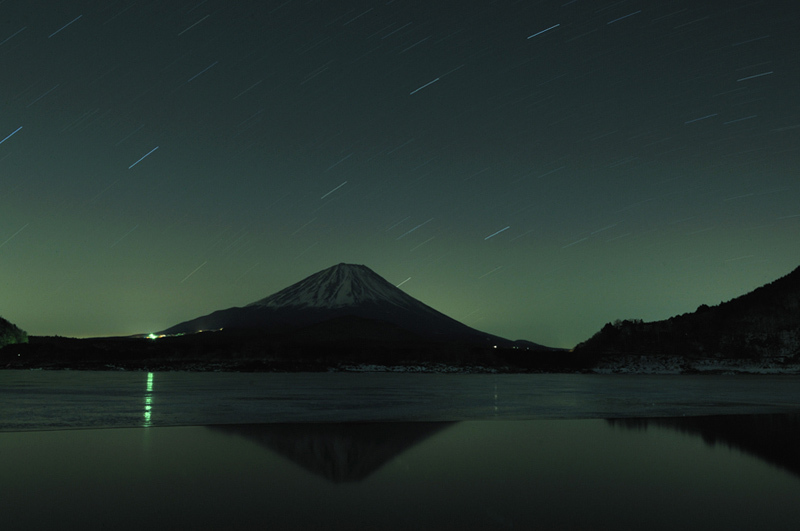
[{"left": 2, "top": 372, "right": 800, "bottom": 530}]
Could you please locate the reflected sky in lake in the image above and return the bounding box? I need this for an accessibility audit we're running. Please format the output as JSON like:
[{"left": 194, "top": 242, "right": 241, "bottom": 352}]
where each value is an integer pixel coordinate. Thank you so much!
[{"left": 2, "top": 416, "right": 799, "bottom": 530}]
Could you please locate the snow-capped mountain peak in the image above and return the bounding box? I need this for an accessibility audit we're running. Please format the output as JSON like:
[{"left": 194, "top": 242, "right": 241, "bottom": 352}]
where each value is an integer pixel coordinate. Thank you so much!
[
  {"left": 160, "top": 262, "right": 510, "bottom": 343},
  {"left": 246, "top": 263, "right": 415, "bottom": 310}
]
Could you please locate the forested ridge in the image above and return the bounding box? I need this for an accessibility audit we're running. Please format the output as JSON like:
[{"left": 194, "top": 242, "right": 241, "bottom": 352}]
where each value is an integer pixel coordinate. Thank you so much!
[
  {"left": 575, "top": 266, "right": 800, "bottom": 361},
  {"left": 0, "top": 316, "right": 27, "bottom": 348}
]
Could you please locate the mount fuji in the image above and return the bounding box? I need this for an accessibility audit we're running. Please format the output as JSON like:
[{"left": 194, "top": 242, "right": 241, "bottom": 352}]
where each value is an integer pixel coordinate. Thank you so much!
[
  {"left": 161, "top": 263, "right": 516, "bottom": 346},
  {"left": 2, "top": 264, "right": 562, "bottom": 370}
]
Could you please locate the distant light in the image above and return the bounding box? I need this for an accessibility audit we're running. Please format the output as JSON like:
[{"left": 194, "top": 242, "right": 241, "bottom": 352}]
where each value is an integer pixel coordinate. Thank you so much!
[{"left": 148, "top": 333, "right": 158, "bottom": 340}]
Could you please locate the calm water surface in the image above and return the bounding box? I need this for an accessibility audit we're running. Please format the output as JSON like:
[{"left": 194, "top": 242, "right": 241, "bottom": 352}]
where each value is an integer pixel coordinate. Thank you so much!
[
  {"left": 2, "top": 372, "right": 800, "bottom": 529},
  {"left": 3, "top": 371, "right": 800, "bottom": 429}
]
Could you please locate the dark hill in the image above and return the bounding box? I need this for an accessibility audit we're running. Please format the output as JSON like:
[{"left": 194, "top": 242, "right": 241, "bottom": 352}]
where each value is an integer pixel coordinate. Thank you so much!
[
  {"left": 574, "top": 265, "right": 800, "bottom": 362},
  {"left": 0, "top": 316, "right": 27, "bottom": 348}
]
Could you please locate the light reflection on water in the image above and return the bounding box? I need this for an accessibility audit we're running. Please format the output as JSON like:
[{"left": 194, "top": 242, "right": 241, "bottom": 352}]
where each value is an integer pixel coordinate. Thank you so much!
[
  {"left": 143, "top": 372, "right": 154, "bottom": 428},
  {"left": 1, "top": 416, "right": 799, "bottom": 530}
]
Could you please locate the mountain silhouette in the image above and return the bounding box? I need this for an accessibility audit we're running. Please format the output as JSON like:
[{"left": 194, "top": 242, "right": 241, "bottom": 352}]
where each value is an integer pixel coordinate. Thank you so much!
[
  {"left": 1, "top": 264, "right": 558, "bottom": 370},
  {"left": 208, "top": 422, "right": 454, "bottom": 483},
  {"left": 575, "top": 265, "right": 800, "bottom": 361},
  {"left": 0, "top": 316, "right": 27, "bottom": 349},
  {"left": 162, "top": 263, "right": 518, "bottom": 345}
]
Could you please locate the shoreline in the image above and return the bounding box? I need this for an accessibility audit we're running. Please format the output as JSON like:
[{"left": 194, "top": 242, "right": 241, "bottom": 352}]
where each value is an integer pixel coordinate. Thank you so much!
[{"left": 3, "top": 360, "right": 800, "bottom": 375}]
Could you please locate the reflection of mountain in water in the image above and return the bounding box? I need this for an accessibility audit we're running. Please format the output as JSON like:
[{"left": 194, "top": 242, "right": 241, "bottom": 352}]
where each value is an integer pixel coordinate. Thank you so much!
[
  {"left": 609, "top": 413, "right": 800, "bottom": 478},
  {"left": 209, "top": 422, "right": 453, "bottom": 483}
]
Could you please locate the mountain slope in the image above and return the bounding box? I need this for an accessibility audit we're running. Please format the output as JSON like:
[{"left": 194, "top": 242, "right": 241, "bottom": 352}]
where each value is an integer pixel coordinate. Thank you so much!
[
  {"left": 161, "top": 263, "right": 506, "bottom": 344},
  {"left": 574, "top": 265, "right": 800, "bottom": 360},
  {"left": 247, "top": 263, "right": 416, "bottom": 310},
  {"left": 0, "top": 316, "right": 27, "bottom": 348}
]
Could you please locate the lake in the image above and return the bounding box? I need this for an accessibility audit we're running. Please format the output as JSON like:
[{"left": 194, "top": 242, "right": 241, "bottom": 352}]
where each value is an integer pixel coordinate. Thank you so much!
[{"left": 2, "top": 372, "right": 800, "bottom": 529}]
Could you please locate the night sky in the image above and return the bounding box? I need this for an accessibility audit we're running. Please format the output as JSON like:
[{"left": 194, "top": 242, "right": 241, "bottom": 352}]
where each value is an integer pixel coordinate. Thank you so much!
[{"left": 2, "top": 1, "right": 798, "bottom": 347}]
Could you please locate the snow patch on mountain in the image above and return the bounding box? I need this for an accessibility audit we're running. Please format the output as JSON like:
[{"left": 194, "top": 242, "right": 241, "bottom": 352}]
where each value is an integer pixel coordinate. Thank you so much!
[
  {"left": 161, "top": 262, "right": 505, "bottom": 342},
  {"left": 247, "top": 263, "right": 418, "bottom": 310},
  {"left": 591, "top": 355, "right": 800, "bottom": 375}
]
